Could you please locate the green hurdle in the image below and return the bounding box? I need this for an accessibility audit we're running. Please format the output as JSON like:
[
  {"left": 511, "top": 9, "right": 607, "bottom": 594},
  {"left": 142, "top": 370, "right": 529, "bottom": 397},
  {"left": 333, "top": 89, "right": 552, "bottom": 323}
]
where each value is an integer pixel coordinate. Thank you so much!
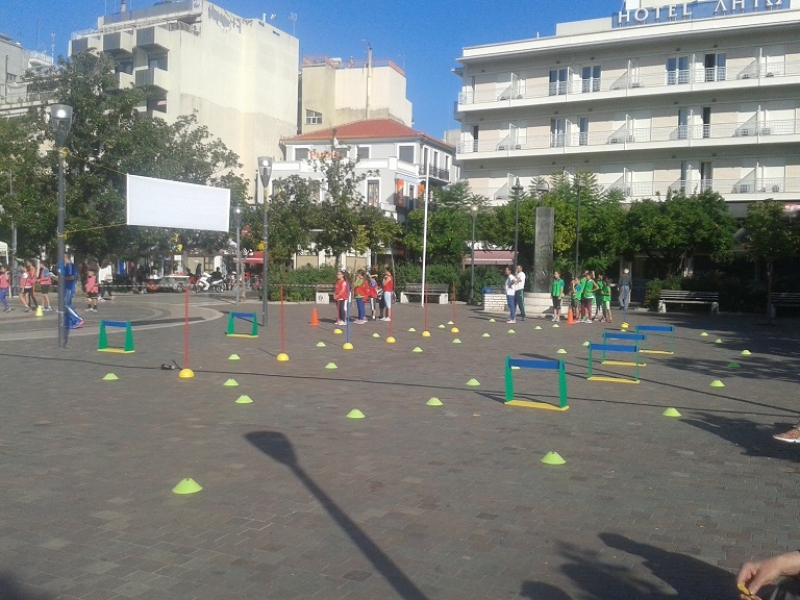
[
  {"left": 601, "top": 331, "right": 647, "bottom": 366},
  {"left": 226, "top": 312, "right": 258, "bottom": 338},
  {"left": 587, "top": 343, "right": 640, "bottom": 384},
  {"left": 504, "top": 356, "right": 568, "bottom": 411},
  {"left": 635, "top": 324, "right": 675, "bottom": 354},
  {"left": 98, "top": 320, "right": 135, "bottom": 353}
]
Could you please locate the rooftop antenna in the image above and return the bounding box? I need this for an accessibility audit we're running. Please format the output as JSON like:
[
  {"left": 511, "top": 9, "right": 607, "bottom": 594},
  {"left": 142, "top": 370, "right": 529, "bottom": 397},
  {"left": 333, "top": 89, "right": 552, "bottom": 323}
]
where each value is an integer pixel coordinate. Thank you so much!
[
  {"left": 121, "top": 0, "right": 127, "bottom": 13},
  {"left": 289, "top": 13, "right": 297, "bottom": 36},
  {"left": 362, "top": 40, "right": 372, "bottom": 120}
]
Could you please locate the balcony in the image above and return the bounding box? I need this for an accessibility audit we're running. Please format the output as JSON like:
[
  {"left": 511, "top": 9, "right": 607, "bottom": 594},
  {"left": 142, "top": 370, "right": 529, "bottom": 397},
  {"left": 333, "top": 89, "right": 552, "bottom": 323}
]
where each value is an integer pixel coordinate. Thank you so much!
[
  {"left": 136, "top": 26, "right": 172, "bottom": 51},
  {"left": 457, "top": 118, "right": 800, "bottom": 158},
  {"left": 135, "top": 67, "right": 169, "bottom": 92},
  {"left": 114, "top": 71, "right": 134, "bottom": 89},
  {"left": 103, "top": 31, "right": 134, "bottom": 56},
  {"left": 457, "top": 61, "right": 800, "bottom": 111},
  {"left": 424, "top": 166, "right": 451, "bottom": 182}
]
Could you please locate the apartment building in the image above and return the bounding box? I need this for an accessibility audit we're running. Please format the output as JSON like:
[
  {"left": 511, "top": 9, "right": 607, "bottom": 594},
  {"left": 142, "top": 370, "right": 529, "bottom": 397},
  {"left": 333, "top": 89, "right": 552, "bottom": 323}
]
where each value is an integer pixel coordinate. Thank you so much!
[
  {"left": 70, "top": 0, "right": 299, "bottom": 187},
  {"left": 455, "top": 0, "right": 800, "bottom": 217},
  {"left": 0, "top": 34, "right": 55, "bottom": 117},
  {"left": 299, "top": 54, "right": 412, "bottom": 133}
]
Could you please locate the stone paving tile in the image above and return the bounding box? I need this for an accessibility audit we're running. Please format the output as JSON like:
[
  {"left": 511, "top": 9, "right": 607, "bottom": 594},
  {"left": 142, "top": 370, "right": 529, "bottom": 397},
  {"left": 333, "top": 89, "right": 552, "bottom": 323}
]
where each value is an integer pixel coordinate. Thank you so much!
[{"left": 0, "top": 300, "right": 799, "bottom": 598}]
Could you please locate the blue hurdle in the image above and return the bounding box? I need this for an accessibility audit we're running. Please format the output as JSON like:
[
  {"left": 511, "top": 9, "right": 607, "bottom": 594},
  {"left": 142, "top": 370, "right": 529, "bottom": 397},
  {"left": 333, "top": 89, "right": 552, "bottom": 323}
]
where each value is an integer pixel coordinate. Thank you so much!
[
  {"left": 601, "top": 331, "right": 647, "bottom": 366},
  {"left": 635, "top": 324, "right": 675, "bottom": 354},
  {"left": 587, "top": 343, "right": 641, "bottom": 383},
  {"left": 504, "top": 356, "right": 568, "bottom": 411}
]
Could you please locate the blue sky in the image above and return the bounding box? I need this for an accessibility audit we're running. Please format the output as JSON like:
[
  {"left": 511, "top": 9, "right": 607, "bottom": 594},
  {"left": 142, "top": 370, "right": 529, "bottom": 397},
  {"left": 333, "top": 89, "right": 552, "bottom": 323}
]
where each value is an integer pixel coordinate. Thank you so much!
[{"left": 1, "top": 0, "right": 621, "bottom": 138}]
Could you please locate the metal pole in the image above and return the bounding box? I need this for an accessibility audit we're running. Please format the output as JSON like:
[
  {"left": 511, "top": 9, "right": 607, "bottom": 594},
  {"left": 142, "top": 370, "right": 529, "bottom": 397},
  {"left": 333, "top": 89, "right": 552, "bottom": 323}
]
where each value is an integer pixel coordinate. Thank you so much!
[
  {"left": 513, "top": 192, "right": 520, "bottom": 269},
  {"left": 574, "top": 181, "right": 582, "bottom": 276},
  {"left": 235, "top": 208, "right": 241, "bottom": 305},
  {"left": 57, "top": 149, "right": 66, "bottom": 348},
  {"left": 470, "top": 211, "right": 476, "bottom": 299},
  {"left": 420, "top": 163, "right": 430, "bottom": 307},
  {"left": 261, "top": 179, "right": 269, "bottom": 326}
]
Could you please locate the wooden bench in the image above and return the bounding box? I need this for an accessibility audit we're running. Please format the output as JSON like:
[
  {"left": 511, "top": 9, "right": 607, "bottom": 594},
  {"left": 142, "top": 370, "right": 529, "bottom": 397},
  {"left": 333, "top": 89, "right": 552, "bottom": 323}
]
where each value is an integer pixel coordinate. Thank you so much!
[
  {"left": 315, "top": 283, "right": 335, "bottom": 304},
  {"left": 770, "top": 292, "right": 800, "bottom": 314},
  {"left": 400, "top": 283, "right": 449, "bottom": 304},
  {"left": 659, "top": 290, "right": 719, "bottom": 314}
]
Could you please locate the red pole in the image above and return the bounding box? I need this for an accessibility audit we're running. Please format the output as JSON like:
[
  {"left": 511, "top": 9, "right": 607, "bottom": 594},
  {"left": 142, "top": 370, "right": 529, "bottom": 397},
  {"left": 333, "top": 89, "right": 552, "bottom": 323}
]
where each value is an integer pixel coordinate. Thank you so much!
[
  {"left": 280, "top": 284, "right": 286, "bottom": 354},
  {"left": 183, "top": 283, "right": 189, "bottom": 369}
]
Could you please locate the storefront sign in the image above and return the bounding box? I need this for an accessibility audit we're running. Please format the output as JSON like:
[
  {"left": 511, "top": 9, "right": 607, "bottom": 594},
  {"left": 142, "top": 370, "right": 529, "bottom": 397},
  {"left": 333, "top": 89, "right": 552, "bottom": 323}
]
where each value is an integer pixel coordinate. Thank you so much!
[{"left": 614, "top": 0, "right": 786, "bottom": 28}]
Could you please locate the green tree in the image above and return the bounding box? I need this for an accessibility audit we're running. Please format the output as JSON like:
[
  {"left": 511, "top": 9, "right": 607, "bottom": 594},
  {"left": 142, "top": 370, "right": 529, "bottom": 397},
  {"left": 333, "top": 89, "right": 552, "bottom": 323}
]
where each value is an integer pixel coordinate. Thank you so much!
[
  {"left": 743, "top": 201, "right": 800, "bottom": 324},
  {"left": 404, "top": 204, "right": 473, "bottom": 265},
  {"left": 623, "top": 190, "right": 737, "bottom": 277}
]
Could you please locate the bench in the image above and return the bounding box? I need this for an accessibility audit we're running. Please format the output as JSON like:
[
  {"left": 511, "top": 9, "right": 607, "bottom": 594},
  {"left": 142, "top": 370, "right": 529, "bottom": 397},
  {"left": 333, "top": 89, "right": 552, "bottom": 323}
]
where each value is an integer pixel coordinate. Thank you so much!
[
  {"left": 400, "top": 283, "right": 449, "bottom": 304},
  {"left": 659, "top": 290, "right": 719, "bottom": 314},
  {"left": 769, "top": 292, "right": 800, "bottom": 315},
  {"left": 315, "top": 283, "right": 335, "bottom": 304}
]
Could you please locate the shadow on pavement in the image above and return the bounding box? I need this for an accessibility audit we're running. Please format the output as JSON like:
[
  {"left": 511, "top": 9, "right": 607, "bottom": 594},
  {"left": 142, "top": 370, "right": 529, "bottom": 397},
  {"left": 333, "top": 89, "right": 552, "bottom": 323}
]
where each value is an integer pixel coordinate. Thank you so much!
[
  {"left": 0, "top": 573, "right": 51, "bottom": 599},
  {"left": 536, "top": 533, "right": 734, "bottom": 600},
  {"left": 244, "top": 431, "right": 429, "bottom": 600},
  {"left": 681, "top": 411, "right": 800, "bottom": 462}
]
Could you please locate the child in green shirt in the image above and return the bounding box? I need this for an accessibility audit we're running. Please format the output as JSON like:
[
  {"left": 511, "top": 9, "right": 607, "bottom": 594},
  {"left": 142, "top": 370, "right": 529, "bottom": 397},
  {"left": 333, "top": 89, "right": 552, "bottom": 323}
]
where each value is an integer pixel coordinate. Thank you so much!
[{"left": 551, "top": 272, "right": 564, "bottom": 322}]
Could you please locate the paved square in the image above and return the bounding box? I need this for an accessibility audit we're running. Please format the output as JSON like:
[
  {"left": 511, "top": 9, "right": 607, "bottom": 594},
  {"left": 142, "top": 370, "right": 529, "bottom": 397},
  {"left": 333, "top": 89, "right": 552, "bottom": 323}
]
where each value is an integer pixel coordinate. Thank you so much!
[{"left": 0, "top": 297, "right": 798, "bottom": 599}]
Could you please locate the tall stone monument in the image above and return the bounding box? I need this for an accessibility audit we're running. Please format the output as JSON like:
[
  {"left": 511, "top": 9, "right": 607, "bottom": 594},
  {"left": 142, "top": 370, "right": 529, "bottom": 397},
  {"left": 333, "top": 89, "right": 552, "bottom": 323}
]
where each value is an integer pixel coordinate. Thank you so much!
[{"left": 523, "top": 207, "right": 558, "bottom": 317}]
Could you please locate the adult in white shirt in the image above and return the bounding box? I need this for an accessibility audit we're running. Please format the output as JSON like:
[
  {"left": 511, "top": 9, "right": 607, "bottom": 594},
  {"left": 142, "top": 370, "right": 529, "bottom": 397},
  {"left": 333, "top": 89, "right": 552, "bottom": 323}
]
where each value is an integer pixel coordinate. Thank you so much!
[
  {"left": 98, "top": 262, "right": 114, "bottom": 300},
  {"left": 514, "top": 265, "right": 527, "bottom": 321}
]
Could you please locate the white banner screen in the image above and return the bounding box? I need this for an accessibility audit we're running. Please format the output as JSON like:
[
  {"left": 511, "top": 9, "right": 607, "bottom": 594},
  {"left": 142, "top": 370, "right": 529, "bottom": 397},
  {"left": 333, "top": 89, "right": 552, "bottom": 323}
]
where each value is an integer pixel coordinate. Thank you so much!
[{"left": 126, "top": 174, "right": 230, "bottom": 232}]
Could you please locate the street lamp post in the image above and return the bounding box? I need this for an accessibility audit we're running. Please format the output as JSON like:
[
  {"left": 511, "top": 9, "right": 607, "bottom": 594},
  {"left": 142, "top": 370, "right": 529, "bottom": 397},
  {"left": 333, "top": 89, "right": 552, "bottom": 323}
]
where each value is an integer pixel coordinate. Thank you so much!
[
  {"left": 511, "top": 177, "right": 523, "bottom": 268},
  {"left": 257, "top": 156, "right": 273, "bottom": 326},
  {"left": 234, "top": 206, "right": 242, "bottom": 305},
  {"left": 0, "top": 171, "right": 17, "bottom": 295},
  {"left": 469, "top": 203, "right": 478, "bottom": 300},
  {"left": 50, "top": 104, "right": 73, "bottom": 349},
  {"left": 574, "top": 178, "right": 583, "bottom": 277}
]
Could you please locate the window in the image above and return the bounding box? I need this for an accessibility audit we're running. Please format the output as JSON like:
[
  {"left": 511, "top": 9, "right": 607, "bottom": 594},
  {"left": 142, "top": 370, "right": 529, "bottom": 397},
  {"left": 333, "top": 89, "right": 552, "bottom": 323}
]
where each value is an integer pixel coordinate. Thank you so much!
[
  {"left": 581, "top": 65, "right": 601, "bottom": 93},
  {"left": 549, "top": 68, "right": 567, "bottom": 96},
  {"left": 146, "top": 96, "right": 167, "bottom": 114},
  {"left": 550, "top": 119, "right": 566, "bottom": 148},
  {"left": 700, "top": 162, "right": 713, "bottom": 191},
  {"left": 5, "top": 73, "right": 17, "bottom": 83},
  {"left": 115, "top": 59, "right": 133, "bottom": 75},
  {"left": 702, "top": 107, "right": 711, "bottom": 138},
  {"left": 677, "top": 108, "right": 689, "bottom": 140},
  {"left": 704, "top": 53, "right": 726, "bottom": 82},
  {"left": 295, "top": 148, "right": 309, "bottom": 160},
  {"left": 471, "top": 127, "right": 478, "bottom": 152},
  {"left": 398, "top": 145, "right": 414, "bottom": 163},
  {"left": 357, "top": 146, "right": 371, "bottom": 160},
  {"left": 305, "top": 109, "right": 322, "bottom": 125},
  {"left": 148, "top": 52, "right": 168, "bottom": 71},
  {"left": 367, "top": 180, "right": 379, "bottom": 207},
  {"left": 667, "top": 56, "right": 689, "bottom": 85},
  {"left": 578, "top": 117, "right": 589, "bottom": 146}
]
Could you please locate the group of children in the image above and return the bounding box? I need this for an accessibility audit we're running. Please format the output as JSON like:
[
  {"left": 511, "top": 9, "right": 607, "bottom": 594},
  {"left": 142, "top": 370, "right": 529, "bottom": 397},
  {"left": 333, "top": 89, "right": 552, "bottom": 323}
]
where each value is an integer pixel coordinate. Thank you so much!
[
  {"left": 550, "top": 270, "right": 613, "bottom": 324},
  {"left": 333, "top": 267, "right": 394, "bottom": 325},
  {"left": 0, "top": 262, "right": 55, "bottom": 314}
]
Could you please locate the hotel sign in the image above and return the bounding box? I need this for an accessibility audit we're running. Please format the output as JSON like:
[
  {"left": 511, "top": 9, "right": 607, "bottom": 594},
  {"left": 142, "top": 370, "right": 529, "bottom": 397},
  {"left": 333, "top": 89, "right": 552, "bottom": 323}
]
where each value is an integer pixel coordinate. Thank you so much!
[{"left": 614, "top": 0, "right": 786, "bottom": 28}]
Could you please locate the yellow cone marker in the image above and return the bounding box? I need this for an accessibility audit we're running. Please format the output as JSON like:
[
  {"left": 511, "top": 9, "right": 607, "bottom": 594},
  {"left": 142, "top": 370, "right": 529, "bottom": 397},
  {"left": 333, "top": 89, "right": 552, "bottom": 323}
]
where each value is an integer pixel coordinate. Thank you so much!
[
  {"left": 557, "top": 348, "right": 567, "bottom": 354},
  {"left": 662, "top": 407, "right": 681, "bottom": 417},
  {"left": 334, "top": 328, "right": 343, "bottom": 335},
  {"left": 346, "top": 409, "right": 365, "bottom": 419},
  {"left": 447, "top": 320, "right": 454, "bottom": 325},
  {"left": 276, "top": 353, "right": 289, "bottom": 362},
  {"left": 582, "top": 341, "right": 590, "bottom": 346},
  {"left": 710, "top": 379, "right": 725, "bottom": 388},
  {"left": 372, "top": 332, "right": 380, "bottom": 339},
  {"left": 408, "top": 327, "right": 416, "bottom": 332},
  {"left": 102, "top": 373, "right": 118, "bottom": 381},
  {"left": 179, "top": 368, "right": 195, "bottom": 379},
  {"left": 482, "top": 333, "right": 490, "bottom": 338},
  {"left": 228, "top": 354, "right": 241, "bottom": 360},
  {"left": 426, "top": 397, "right": 443, "bottom": 406},
  {"left": 412, "top": 347, "right": 423, "bottom": 353},
  {"left": 223, "top": 378, "right": 239, "bottom": 387},
  {"left": 741, "top": 349, "right": 751, "bottom": 355},
  {"left": 714, "top": 338, "right": 723, "bottom": 344},
  {"left": 541, "top": 451, "right": 566, "bottom": 465},
  {"left": 316, "top": 341, "right": 326, "bottom": 347},
  {"left": 421, "top": 330, "right": 431, "bottom": 338},
  {"left": 552, "top": 324, "right": 560, "bottom": 328},
  {"left": 343, "top": 342, "right": 354, "bottom": 350},
  {"left": 507, "top": 329, "right": 516, "bottom": 334},
  {"left": 172, "top": 478, "right": 203, "bottom": 495},
  {"left": 489, "top": 318, "right": 496, "bottom": 323},
  {"left": 534, "top": 325, "right": 542, "bottom": 330},
  {"left": 700, "top": 332, "right": 709, "bottom": 337},
  {"left": 235, "top": 395, "right": 253, "bottom": 404},
  {"left": 438, "top": 324, "right": 446, "bottom": 329},
  {"left": 450, "top": 327, "right": 459, "bottom": 333},
  {"left": 325, "top": 362, "right": 338, "bottom": 369},
  {"left": 386, "top": 336, "right": 396, "bottom": 344},
  {"left": 452, "top": 338, "right": 461, "bottom": 344},
  {"left": 466, "top": 378, "right": 481, "bottom": 387}
]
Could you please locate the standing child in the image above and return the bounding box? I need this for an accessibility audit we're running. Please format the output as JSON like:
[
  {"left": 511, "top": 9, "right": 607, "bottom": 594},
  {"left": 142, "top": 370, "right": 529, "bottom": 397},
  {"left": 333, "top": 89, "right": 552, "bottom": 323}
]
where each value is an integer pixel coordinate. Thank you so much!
[
  {"left": 381, "top": 267, "right": 394, "bottom": 322},
  {"left": 600, "top": 275, "right": 613, "bottom": 323},
  {"left": 594, "top": 272, "right": 605, "bottom": 321},
  {"left": 38, "top": 265, "right": 53, "bottom": 312},
  {"left": 333, "top": 270, "right": 349, "bottom": 326},
  {"left": 504, "top": 267, "right": 517, "bottom": 324},
  {"left": 353, "top": 269, "right": 368, "bottom": 324},
  {"left": 20, "top": 262, "right": 37, "bottom": 313},
  {"left": 0, "top": 266, "right": 10, "bottom": 312},
  {"left": 85, "top": 269, "right": 99, "bottom": 312},
  {"left": 368, "top": 274, "right": 379, "bottom": 321},
  {"left": 571, "top": 276, "right": 582, "bottom": 321},
  {"left": 551, "top": 271, "right": 564, "bottom": 322}
]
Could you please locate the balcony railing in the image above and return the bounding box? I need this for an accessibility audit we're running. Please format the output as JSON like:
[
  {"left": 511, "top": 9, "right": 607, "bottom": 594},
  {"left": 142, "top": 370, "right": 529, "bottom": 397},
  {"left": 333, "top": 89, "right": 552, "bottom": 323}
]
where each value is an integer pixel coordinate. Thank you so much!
[
  {"left": 425, "top": 166, "right": 451, "bottom": 181},
  {"left": 457, "top": 118, "right": 800, "bottom": 154},
  {"left": 458, "top": 61, "right": 800, "bottom": 107}
]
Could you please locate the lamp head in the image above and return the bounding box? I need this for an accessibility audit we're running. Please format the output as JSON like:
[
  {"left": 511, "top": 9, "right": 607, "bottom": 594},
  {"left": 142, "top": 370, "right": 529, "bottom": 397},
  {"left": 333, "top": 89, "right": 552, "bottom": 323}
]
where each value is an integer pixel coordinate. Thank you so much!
[
  {"left": 470, "top": 204, "right": 479, "bottom": 216},
  {"left": 513, "top": 177, "right": 522, "bottom": 191},
  {"left": 49, "top": 104, "right": 73, "bottom": 147},
  {"left": 536, "top": 179, "right": 550, "bottom": 194},
  {"left": 257, "top": 156, "right": 273, "bottom": 187}
]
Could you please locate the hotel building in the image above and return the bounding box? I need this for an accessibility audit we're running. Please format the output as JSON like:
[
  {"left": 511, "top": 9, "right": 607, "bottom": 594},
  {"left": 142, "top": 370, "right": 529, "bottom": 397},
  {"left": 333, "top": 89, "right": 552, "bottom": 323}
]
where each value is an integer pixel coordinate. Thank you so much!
[{"left": 454, "top": 0, "right": 800, "bottom": 217}]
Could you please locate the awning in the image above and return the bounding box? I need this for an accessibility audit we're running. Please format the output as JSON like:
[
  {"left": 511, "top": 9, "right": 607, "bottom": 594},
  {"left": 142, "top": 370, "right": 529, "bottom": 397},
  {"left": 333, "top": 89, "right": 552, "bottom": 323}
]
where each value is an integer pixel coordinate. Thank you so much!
[
  {"left": 242, "top": 251, "right": 264, "bottom": 265},
  {"left": 462, "top": 250, "right": 515, "bottom": 267}
]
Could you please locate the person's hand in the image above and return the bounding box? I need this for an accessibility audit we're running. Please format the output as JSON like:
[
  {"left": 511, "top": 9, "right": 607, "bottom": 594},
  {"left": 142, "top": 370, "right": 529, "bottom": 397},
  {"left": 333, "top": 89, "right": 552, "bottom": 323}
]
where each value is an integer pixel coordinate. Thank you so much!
[{"left": 737, "top": 551, "right": 800, "bottom": 599}]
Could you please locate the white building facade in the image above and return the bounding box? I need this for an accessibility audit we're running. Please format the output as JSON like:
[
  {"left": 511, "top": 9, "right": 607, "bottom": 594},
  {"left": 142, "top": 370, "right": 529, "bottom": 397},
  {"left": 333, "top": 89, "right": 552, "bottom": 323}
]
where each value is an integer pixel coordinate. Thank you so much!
[
  {"left": 455, "top": 0, "right": 800, "bottom": 217},
  {"left": 275, "top": 119, "right": 456, "bottom": 268},
  {"left": 70, "top": 0, "right": 299, "bottom": 190},
  {"left": 0, "top": 33, "right": 55, "bottom": 117}
]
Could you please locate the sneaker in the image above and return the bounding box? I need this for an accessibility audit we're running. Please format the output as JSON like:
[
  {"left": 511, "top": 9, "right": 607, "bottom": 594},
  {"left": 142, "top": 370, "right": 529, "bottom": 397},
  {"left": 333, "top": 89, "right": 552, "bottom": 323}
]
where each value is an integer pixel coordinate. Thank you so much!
[
  {"left": 71, "top": 319, "right": 84, "bottom": 329},
  {"left": 507, "top": 320, "right": 516, "bottom": 324},
  {"left": 383, "top": 317, "right": 391, "bottom": 322},
  {"left": 23, "top": 308, "right": 30, "bottom": 313},
  {"left": 3, "top": 307, "right": 10, "bottom": 313},
  {"left": 585, "top": 319, "right": 593, "bottom": 324},
  {"left": 774, "top": 426, "right": 800, "bottom": 443}
]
